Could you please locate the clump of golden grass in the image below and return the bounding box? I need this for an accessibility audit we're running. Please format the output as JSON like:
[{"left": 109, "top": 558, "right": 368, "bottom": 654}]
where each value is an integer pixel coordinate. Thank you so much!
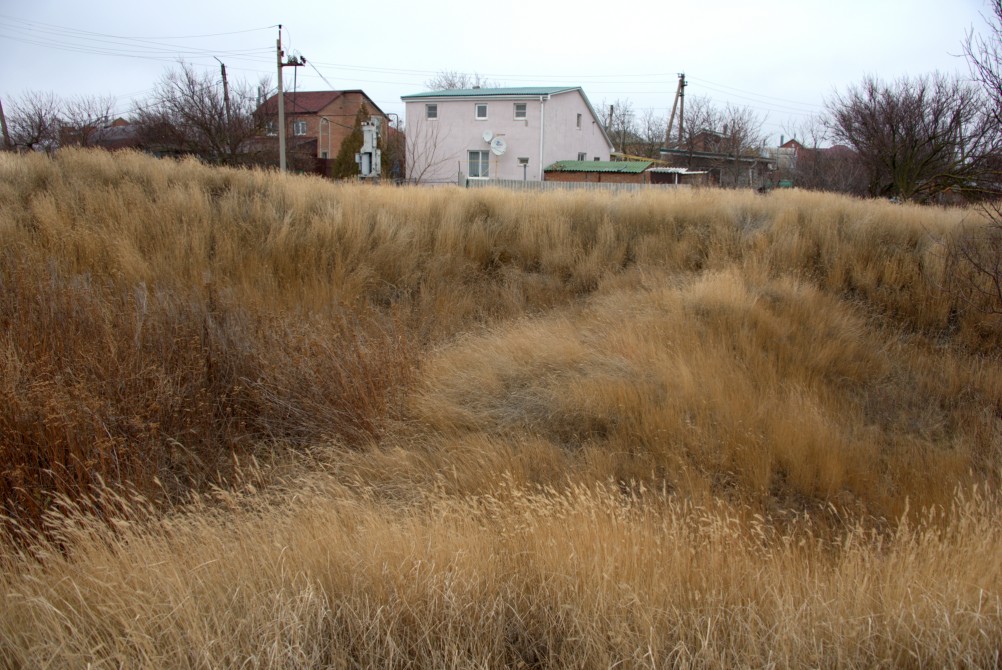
[
  {"left": 1, "top": 479, "right": 999, "bottom": 668},
  {"left": 2, "top": 148, "right": 1001, "bottom": 665},
  {"left": 409, "top": 263, "right": 1001, "bottom": 521}
]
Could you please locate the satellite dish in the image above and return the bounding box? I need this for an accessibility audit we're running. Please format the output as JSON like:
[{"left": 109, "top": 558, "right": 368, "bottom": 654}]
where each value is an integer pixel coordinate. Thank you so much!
[
  {"left": 490, "top": 136, "right": 507, "bottom": 156},
  {"left": 482, "top": 130, "right": 494, "bottom": 143}
]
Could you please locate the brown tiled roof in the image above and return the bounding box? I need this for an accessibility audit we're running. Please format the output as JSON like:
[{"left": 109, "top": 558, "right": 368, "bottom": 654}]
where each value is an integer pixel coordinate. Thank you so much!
[
  {"left": 258, "top": 91, "right": 342, "bottom": 115},
  {"left": 257, "top": 90, "right": 387, "bottom": 117}
]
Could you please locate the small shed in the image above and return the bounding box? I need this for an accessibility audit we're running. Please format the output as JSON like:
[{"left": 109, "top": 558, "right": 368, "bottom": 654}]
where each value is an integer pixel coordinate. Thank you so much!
[
  {"left": 544, "top": 160, "right": 653, "bottom": 184},
  {"left": 647, "top": 166, "right": 710, "bottom": 186}
]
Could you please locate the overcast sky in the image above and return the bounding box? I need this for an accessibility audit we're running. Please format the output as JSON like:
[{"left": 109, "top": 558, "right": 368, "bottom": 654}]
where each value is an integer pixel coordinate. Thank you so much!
[{"left": 0, "top": 0, "right": 994, "bottom": 144}]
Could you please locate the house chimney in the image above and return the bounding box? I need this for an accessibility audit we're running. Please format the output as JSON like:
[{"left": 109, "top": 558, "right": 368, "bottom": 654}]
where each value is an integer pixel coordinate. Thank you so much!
[{"left": 780, "top": 134, "right": 784, "bottom": 146}]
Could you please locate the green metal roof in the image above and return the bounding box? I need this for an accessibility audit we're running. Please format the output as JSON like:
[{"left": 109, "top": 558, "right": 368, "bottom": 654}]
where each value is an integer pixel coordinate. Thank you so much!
[
  {"left": 545, "top": 160, "right": 653, "bottom": 173},
  {"left": 402, "top": 87, "right": 579, "bottom": 99}
]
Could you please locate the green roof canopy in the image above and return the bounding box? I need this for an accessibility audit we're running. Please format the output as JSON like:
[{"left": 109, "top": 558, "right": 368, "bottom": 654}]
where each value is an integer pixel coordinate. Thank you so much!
[
  {"left": 402, "top": 87, "right": 579, "bottom": 99},
  {"left": 545, "top": 160, "right": 653, "bottom": 173}
]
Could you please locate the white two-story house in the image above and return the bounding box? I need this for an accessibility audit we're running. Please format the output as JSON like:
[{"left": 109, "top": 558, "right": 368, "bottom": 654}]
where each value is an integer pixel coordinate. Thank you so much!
[{"left": 401, "top": 86, "right": 614, "bottom": 184}]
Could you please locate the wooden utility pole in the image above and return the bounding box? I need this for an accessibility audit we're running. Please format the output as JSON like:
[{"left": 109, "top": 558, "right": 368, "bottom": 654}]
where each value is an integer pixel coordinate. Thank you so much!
[
  {"left": 665, "top": 77, "right": 681, "bottom": 148},
  {"left": 665, "top": 73, "right": 687, "bottom": 148},
  {"left": 216, "top": 58, "right": 232, "bottom": 129},
  {"left": 277, "top": 26, "right": 287, "bottom": 172},
  {"left": 215, "top": 58, "right": 232, "bottom": 154},
  {"left": 275, "top": 25, "right": 305, "bottom": 173},
  {"left": 678, "top": 73, "right": 687, "bottom": 145},
  {"left": 677, "top": 71, "right": 685, "bottom": 143}
]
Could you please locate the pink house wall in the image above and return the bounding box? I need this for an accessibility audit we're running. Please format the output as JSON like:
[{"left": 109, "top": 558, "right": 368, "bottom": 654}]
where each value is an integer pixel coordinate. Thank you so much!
[{"left": 403, "top": 89, "right": 612, "bottom": 184}]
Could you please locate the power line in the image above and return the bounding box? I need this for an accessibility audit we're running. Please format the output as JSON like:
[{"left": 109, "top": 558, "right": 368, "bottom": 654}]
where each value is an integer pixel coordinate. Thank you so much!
[
  {"left": 687, "top": 77, "right": 824, "bottom": 110},
  {"left": 0, "top": 13, "right": 274, "bottom": 40}
]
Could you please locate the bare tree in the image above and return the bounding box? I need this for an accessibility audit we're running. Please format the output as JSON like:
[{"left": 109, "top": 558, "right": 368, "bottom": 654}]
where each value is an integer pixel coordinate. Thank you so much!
[
  {"left": 782, "top": 116, "right": 868, "bottom": 195},
  {"left": 404, "top": 118, "right": 452, "bottom": 184},
  {"left": 424, "top": 71, "right": 496, "bottom": 90},
  {"left": 966, "top": 0, "right": 1002, "bottom": 129},
  {"left": 61, "top": 94, "right": 116, "bottom": 147},
  {"left": 945, "top": 0, "right": 1002, "bottom": 316},
  {"left": 825, "top": 73, "right": 994, "bottom": 203},
  {"left": 673, "top": 95, "right": 722, "bottom": 159},
  {"left": 133, "top": 61, "right": 264, "bottom": 164},
  {"left": 6, "top": 91, "right": 62, "bottom": 152},
  {"left": 602, "top": 98, "right": 638, "bottom": 154},
  {"left": 715, "top": 103, "right": 767, "bottom": 186},
  {"left": 665, "top": 95, "right": 767, "bottom": 186},
  {"left": 635, "top": 108, "right": 668, "bottom": 158},
  {"left": 943, "top": 207, "right": 1002, "bottom": 315}
]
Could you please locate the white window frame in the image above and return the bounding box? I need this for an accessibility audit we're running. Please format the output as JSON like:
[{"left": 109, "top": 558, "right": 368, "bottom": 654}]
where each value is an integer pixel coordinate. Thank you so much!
[
  {"left": 577, "top": 152, "right": 587, "bottom": 161},
  {"left": 426, "top": 104, "right": 438, "bottom": 120},
  {"left": 265, "top": 120, "right": 277, "bottom": 136},
  {"left": 513, "top": 103, "right": 527, "bottom": 119},
  {"left": 475, "top": 103, "right": 488, "bottom": 120},
  {"left": 468, "top": 150, "right": 490, "bottom": 179},
  {"left": 292, "top": 119, "right": 308, "bottom": 136}
]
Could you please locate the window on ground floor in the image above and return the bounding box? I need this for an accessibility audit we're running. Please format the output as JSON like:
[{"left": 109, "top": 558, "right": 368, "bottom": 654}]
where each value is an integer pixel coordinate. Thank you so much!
[{"left": 469, "top": 150, "right": 490, "bottom": 178}]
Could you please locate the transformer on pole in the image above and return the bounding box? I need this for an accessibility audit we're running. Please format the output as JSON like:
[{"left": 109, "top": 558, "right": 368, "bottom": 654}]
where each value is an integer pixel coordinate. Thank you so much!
[{"left": 356, "top": 116, "right": 382, "bottom": 179}]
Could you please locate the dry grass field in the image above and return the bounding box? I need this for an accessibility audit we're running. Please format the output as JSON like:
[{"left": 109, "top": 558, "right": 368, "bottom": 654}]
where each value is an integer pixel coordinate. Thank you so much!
[{"left": 1, "top": 148, "right": 1000, "bottom": 667}]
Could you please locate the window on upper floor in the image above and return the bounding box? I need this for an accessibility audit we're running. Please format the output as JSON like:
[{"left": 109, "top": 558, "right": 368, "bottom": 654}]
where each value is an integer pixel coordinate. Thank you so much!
[
  {"left": 426, "top": 104, "right": 438, "bottom": 119},
  {"left": 469, "top": 150, "right": 490, "bottom": 178},
  {"left": 475, "top": 103, "right": 488, "bottom": 120},
  {"left": 576, "top": 113, "right": 582, "bottom": 129},
  {"left": 293, "top": 119, "right": 307, "bottom": 136},
  {"left": 577, "top": 152, "right": 587, "bottom": 161},
  {"left": 514, "top": 103, "right": 527, "bottom": 119}
]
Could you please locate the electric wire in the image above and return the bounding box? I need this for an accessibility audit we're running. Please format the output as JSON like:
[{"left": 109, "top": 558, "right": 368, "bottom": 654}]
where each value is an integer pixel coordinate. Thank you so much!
[{"left": 1, "top": 12, "right": 825, "bottom": 139}]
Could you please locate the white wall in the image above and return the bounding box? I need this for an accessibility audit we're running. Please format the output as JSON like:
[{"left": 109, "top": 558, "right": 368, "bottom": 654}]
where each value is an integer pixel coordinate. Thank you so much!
[
  {"left": 404, "top": 90, "right": 611, "bottom": 184},
  {"left": 541, "top": 91, "right": 612, "bottom": 175}
]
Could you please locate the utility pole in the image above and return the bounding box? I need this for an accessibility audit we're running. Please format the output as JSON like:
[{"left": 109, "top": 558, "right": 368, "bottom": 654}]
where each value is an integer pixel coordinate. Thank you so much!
[
  {"left": 666, "top": 74, "right": 684, "bottom": 148},
  {"left": 275, "top": 25, "right": 305, "bottom": 173},
  {"left": 277, "top": 26, "right": 287, "bottom": 172},
  {"left": 677, "top": 72, "right": 687, "bottom": 146},
  {"left": 215, "top": 58, "right": 232, "bottom": 154}
]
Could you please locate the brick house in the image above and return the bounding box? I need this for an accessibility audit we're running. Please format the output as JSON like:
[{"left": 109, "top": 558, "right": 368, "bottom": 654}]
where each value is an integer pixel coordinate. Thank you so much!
[{"left": 255, "top": 90, "right": 389, "bottom": 163}]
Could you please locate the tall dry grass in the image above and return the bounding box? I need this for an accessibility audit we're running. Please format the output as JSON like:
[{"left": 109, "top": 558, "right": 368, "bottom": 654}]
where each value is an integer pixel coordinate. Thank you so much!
[
  {"left": 409, "top": 267, "right": 1000, "bottom": 521},
  {"left": 0, "top": 479, "right": 999, "bottom": 668},
  {"left": 2, "top": 148, "right": 1001, "bottom": 665}
]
